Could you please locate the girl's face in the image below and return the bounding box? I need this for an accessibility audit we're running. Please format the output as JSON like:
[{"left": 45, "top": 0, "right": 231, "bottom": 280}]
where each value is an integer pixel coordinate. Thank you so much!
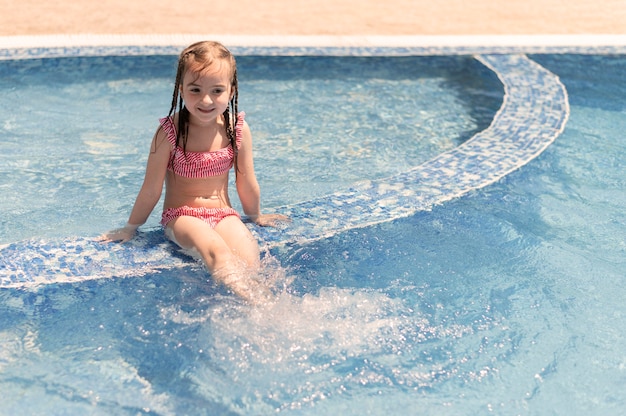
[{"left": 180, "top": 62, "right": 233, "bottom": 125}]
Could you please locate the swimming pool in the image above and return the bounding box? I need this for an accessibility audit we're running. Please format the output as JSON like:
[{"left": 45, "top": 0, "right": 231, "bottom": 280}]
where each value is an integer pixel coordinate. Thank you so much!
[{"left": 0, "top": 38, "right": 625, "bottom": 415}]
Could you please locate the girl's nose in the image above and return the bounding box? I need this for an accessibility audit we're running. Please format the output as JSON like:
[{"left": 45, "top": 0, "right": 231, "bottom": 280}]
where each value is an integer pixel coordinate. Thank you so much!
[{"left": 202, "top": 94, "right": 212, "bottom": 104}]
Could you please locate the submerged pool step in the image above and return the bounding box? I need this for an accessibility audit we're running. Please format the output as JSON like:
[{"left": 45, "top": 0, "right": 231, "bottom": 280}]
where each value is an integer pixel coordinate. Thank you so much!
[
  {"left": 254, "top": 54, "right": 569, "bottom": 248},
  {"left": 0, "top": 54, "right": 569, "bottom": 287}
]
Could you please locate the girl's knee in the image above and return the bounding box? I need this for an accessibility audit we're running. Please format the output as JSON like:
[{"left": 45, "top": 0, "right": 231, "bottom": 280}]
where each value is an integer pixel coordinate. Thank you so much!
[
  {"left": 201, "top": 242, "right": 235, "bottom": 271},
  {"left": 215, "top": 218, "right": 261, "bottom": 267},
  {"left": 233, "top": 237, "right": 261, "bottom": 269}
]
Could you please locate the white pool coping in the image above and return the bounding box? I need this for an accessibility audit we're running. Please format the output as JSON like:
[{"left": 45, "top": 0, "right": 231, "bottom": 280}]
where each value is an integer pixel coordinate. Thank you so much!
[{"left": 1, "top": 34, "right": 625, "bottom": 52}]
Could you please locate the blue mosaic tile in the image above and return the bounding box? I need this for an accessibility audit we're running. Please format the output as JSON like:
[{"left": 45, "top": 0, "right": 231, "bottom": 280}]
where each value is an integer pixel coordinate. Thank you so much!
[
  {"left": 0, "top": 232, "right": 190, "bottom": 287},
  {"left": 252, "top": 54, "right": 569, "bottom": 249}
]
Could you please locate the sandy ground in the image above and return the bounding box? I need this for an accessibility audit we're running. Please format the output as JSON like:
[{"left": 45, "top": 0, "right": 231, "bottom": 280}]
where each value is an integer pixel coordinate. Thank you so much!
[{"left": 0, "top": 0, "right": 624, "bottom": 37}]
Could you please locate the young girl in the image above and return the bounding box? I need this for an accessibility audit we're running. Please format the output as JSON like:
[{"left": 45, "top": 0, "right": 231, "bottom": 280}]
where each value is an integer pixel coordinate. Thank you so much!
[{"left": 102, "top": 41, "right": 286, "bottom": 300}]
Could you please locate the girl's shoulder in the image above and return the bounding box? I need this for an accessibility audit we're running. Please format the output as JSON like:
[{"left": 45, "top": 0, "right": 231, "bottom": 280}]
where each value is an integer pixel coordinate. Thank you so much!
[{"left": 159, "top": 112, "right": 179, "bottom": 127}]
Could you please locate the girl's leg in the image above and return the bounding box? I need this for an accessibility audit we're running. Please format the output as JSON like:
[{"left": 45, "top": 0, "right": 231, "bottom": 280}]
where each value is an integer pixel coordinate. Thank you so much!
[
  {"left": 213, "top": 216, "right": 272, "bottom": 301},
  {"left": 214, "top": 215, "right": 261, "bottom": 269},
  {"left": 167, "top": 215, "right": 268, "bottom": 302},
  {"left": 166, "top": 215, "right": 237, "bottom": 276}
]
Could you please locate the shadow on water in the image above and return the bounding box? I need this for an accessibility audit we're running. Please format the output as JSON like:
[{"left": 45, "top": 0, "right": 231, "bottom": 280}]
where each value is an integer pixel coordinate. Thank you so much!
[{"left": 531, "top": 54, "right": 626, "bottom": 112}]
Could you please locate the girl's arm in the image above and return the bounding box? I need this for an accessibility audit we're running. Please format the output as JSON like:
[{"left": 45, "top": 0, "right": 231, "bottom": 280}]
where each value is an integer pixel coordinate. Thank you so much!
[
  {"left": 102, "top": 128, "right": 170, "bottom": 242},
  {"left": 235, "top": 121, "right": 261, "bottom": 220},
  {"left": 235, "top": 121, "right": 287, "bottom": 226}
]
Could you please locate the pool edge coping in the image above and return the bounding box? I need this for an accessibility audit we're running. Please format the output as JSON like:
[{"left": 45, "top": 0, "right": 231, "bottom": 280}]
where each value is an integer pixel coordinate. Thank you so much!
[{"left": 1, "top": 34, "right": 626, "bottom": 58}]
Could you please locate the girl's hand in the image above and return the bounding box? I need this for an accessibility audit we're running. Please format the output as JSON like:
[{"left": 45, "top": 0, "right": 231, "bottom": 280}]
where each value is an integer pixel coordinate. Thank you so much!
[
  {"left": 98, "top": 223, "right": 140, "bottom": 243},
  {"left": 251, "top": 214, "right": 290, "bottom": 227}
]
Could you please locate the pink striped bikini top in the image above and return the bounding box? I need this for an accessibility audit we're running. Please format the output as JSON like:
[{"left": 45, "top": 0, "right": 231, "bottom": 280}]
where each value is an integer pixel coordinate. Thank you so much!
[{"left": 159, "top": 112, "right": 244, "bottom": 178}]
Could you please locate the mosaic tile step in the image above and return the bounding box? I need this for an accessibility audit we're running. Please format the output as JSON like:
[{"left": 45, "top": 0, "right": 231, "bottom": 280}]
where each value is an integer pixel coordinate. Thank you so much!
[{"left": 253, "top": 54, "right": 569, "bottom": 248}]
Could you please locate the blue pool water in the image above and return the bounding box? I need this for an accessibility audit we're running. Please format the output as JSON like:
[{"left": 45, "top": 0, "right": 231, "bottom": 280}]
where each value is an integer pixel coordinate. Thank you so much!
[
  {"left": 0, "top": 54, "right": 501, "bottom": 242},
  {"left": 0, "top": 48, "right": 625, "bottom": 415}
]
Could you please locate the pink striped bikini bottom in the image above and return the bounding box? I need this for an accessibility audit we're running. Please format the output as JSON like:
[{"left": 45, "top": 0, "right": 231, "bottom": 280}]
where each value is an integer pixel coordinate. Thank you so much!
[{"left": 161, "top": 206, "right": 241, "bottom": 228}]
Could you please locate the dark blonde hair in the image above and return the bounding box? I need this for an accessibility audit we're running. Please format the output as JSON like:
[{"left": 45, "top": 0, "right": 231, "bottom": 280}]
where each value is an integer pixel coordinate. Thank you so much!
[{"left": 168, "top": 41, "right": 239, "bottom": 172}]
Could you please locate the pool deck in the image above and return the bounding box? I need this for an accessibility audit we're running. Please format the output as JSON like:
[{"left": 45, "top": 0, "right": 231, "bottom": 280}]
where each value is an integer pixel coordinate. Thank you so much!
[
  {"left": 2, "top": 0, "right": 625, "bottom": 55},
  {"left": 1, "top": 0, "right": 625, "bottom": 37}
]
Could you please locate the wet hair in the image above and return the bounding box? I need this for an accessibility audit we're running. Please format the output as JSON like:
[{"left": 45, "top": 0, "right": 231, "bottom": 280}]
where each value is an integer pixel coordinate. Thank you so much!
[{"left": 167, "top": 41, "right": 239, "bottom": 174}]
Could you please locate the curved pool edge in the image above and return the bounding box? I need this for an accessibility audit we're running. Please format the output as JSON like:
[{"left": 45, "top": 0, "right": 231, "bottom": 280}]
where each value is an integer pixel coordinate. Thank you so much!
[{"left": 255, "top": 54, "right": 570, "bottom": 248}]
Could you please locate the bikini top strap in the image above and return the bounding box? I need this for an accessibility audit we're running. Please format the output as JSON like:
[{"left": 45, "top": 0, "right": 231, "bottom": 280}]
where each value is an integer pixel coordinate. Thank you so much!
[{"left": 158, "top": 116, "right": 177, "bottom": 147}]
